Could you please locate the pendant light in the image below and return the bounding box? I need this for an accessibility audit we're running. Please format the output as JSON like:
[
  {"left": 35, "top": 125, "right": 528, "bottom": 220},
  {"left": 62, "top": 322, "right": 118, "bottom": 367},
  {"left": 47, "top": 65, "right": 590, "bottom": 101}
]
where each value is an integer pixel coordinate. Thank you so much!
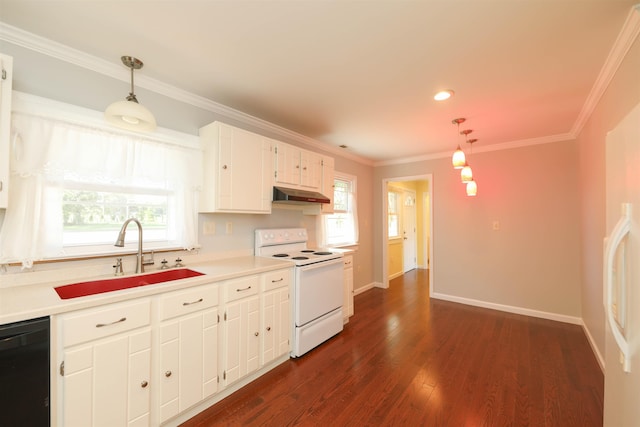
[
  {"left": 451, "top": 118, "right": 466, "bottom": 169},
  {"left": 459, "top": 131, "right": 474, "bottom": 182},
  {"left": 461, "top": 163, "right": 473, "bottom": 183},
  {"left": 105, "top": 56, "right": 157, "bottom": 132},
  {"left": 466, "top": 179, "right": 478, "bottom": 196}
]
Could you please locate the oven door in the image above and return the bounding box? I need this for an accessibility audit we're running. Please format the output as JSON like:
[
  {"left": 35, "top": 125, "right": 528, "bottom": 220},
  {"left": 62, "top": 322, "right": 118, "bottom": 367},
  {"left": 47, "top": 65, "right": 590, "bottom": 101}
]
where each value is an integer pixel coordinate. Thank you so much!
[{"left": 294, "top": 257, "right": 344, "bottom": 326}]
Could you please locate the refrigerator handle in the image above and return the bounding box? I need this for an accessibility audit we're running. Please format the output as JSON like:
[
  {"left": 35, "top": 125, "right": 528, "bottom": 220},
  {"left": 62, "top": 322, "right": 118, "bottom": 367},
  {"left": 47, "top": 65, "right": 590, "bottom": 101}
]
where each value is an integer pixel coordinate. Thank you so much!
[{"left": 604, "top": 202, "right": 632, "bottom": 372}]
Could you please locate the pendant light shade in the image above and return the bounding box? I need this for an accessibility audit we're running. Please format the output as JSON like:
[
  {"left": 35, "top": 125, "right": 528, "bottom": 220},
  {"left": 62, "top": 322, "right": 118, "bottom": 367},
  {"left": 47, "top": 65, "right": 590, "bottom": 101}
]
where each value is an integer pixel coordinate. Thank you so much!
[
  {"left": 461, "top": 164, "right": 473, "bottom": 183},
  {"left": 466, "top": 180, "right": 477, "bottom": 196},
  {"left": 105, "top": 56, "right": 156, "bottom": 132},
  {"left": 452, "top": 146, "right": 466, "bottom": 169}
]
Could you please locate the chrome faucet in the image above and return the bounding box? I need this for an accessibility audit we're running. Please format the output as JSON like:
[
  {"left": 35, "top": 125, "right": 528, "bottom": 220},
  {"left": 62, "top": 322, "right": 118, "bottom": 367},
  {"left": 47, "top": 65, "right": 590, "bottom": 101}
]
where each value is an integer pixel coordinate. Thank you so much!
[{"left": 114, "top": 218, "right": 144, "bottom": 274}]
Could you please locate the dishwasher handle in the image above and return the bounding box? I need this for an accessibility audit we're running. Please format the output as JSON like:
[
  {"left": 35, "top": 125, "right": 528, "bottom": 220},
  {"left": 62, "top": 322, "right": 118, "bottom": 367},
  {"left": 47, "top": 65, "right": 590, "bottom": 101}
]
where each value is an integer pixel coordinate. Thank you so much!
[{"left": 0, "top": 328, "right": 49, "bottom": 352}]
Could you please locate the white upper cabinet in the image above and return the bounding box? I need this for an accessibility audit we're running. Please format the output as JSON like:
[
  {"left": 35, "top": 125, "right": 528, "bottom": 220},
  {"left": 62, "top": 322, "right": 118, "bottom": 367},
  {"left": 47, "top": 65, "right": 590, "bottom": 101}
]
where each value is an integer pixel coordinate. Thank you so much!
[
  {"left": 199, "top": 122, "right": 272, "bottom": 214},
  {"left": 321, "top": 156, "right": 335, "bottom": 214},
  {"left": 0, "top": 53, "right": 13, "bottom": 209},
  {"left": 274, "top": 142, "right": 326, "bottom": 193}
]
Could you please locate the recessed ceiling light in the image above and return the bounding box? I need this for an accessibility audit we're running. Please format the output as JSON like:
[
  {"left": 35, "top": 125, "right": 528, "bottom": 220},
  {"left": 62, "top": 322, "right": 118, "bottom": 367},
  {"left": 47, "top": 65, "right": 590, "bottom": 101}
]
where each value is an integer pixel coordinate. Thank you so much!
[{"left": 434, "top": 90, "right": 454, "bottom": 101}]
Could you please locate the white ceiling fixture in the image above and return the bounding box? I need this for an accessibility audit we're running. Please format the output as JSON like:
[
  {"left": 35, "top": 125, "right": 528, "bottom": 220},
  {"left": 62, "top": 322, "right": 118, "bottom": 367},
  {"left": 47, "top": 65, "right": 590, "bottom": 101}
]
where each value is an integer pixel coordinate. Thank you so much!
[
  {"left": 434, "top": 90, "right": 454, "bottom": 101},
  {"left": 104, "top": 56, "right": 156, "bottom": 132}
]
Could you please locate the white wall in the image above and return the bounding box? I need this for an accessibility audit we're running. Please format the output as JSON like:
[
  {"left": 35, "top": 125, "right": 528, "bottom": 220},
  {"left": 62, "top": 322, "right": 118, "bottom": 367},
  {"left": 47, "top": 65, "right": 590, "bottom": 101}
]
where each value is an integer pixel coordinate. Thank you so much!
[{"left": 577, "top": 34, "right": 640, "bottom": 360}]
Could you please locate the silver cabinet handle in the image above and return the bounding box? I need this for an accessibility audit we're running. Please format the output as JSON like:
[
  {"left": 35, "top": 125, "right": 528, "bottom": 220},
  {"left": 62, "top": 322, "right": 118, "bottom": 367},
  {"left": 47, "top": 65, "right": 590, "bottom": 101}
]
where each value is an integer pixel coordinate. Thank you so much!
[
  {"left": 182, "top": 298, "right": 203, "bottom": 306},
  {"left": 254, "top": 332, "right": 259, "bottom": 336},
  {"left": 266, "top": 326, "right": 271, "bottom": 331},
  {"left": 271, "top": 278, "right": 284, "bottom": 283},
  {"left": 236, "top": 286, "right": 252, "bottom": 292},
  {"left": 165, "top": 371, "right": 172, "bottom": 378},
  {"left": 96, "top": 317, "right": 126, "bottom": 328},
  {"left": 141, "top": 380, "right": 148, "bottom": 388},
  {"left": 222, "top": 165, "right": 228, "bottom": 169}
]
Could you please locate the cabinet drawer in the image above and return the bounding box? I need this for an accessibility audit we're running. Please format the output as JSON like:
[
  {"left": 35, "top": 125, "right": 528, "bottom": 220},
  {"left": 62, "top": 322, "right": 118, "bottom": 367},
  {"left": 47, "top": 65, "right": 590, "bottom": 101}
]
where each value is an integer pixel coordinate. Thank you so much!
[
  {"left": 343, "top": 255, "right": 353, "bottom": 268},
  {"left": 223, "top": 275, "right": 259, "bottom": 302},
  {"left": 262, "top": 269, "right": 291, "bottom": 292},
  {"left": 62, "top": 299, "right": 150, "bottom": 348},
  {"left": 157, "top": 282, "right": 219, "bottom": 321}
]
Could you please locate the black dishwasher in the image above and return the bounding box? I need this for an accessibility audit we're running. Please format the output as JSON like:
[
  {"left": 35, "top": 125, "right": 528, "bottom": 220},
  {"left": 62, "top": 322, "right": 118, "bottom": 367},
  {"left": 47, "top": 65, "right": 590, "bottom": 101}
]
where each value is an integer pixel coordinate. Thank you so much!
[{"left": 0, "top": 316, "right": 50, "bottom": 426}]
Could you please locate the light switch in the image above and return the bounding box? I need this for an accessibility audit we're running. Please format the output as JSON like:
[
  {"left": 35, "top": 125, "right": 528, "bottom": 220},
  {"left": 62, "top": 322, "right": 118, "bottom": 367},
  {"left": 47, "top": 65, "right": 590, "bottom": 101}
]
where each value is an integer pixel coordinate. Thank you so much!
[{"left": 226, "top": 222, "right": 233, "bottom": 234}]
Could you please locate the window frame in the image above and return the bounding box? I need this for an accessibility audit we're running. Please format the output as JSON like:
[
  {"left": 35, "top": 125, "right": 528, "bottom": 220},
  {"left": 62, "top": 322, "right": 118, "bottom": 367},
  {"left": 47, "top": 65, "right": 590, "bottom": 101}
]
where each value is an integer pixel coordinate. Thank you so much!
[{"left": 323, "top": 172, "right": 358, "bottom": 247}]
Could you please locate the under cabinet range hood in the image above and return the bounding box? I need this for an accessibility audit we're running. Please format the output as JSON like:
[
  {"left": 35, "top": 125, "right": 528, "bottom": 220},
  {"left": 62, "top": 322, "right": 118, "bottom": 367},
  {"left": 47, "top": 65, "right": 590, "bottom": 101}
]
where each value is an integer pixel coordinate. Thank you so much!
[{"left": 273, "top": 186, "right": 330, "bottom": 204}]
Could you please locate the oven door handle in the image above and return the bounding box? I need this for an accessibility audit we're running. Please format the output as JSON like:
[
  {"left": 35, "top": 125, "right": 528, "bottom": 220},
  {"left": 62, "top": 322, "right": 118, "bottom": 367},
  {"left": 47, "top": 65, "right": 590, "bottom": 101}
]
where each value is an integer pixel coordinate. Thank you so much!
[{"left": 297, "top": 257, "right": 344, "bottom": 271}]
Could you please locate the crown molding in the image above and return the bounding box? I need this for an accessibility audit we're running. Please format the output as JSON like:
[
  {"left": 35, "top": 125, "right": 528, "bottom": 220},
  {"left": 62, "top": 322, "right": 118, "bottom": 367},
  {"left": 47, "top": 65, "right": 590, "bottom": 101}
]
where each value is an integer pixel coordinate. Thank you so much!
[
  {"left": 374, "top": 132, "right": 575, "bottom": 167},
  {"left": 571, "top": 4, "right": 640, "bottom": 136},
  {"left": 0, "top": 21, "right": 373, "bottom": 166}
]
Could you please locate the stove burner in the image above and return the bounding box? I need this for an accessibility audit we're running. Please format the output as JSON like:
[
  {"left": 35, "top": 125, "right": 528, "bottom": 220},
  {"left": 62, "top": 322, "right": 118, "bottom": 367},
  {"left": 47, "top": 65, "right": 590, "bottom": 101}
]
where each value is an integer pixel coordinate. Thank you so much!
[
  {"left": 301, "top": 250, "right": 315, "bottom": 253},
  {"left": 313, "top": 251, "right": 333, "bottom": 256},
  {"left": 273, "top": 254, "right": 289, "bottom": 258},
  {"left": 292, "top": 256, "right": 309, "bottom": 260}
]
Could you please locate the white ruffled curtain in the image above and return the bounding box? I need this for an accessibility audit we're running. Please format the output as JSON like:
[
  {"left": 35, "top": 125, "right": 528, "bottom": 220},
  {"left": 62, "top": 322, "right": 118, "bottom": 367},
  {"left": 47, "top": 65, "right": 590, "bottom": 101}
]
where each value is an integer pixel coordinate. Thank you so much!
[{"left": 0, "top": 113, "right": 201, "bottom": 268}]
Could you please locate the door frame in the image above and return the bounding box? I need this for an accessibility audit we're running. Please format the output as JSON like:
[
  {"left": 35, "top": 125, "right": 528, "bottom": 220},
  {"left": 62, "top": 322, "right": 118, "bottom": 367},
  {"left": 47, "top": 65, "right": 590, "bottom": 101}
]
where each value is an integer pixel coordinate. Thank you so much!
[{"left": 381, "top": 174, "right": 433, "bottom": 297}]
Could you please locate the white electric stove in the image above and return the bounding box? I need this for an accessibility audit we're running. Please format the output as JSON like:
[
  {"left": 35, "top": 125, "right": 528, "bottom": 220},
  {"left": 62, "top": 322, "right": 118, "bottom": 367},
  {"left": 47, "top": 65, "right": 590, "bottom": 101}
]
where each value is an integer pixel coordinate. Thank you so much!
[{"left": 255, "top": 228, "right": 344, "bottom": 357}]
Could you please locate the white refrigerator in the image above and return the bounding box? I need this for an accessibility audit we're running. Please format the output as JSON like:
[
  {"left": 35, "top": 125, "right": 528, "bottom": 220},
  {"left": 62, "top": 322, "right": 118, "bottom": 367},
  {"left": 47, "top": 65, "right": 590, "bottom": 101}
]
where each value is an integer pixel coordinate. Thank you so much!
[{"left": 603, "top": 101, "right": 640, "bottom": 426}]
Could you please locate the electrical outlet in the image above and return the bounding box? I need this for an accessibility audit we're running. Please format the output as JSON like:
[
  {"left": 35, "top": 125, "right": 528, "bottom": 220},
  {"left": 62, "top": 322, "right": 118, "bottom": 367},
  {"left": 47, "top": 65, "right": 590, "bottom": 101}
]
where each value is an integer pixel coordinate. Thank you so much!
[
  {"left": 203, "top": 221, "right": 216, "bottom": 235},
  {"left": 226, "top": 222, "right": 233, "bottom": 234}
]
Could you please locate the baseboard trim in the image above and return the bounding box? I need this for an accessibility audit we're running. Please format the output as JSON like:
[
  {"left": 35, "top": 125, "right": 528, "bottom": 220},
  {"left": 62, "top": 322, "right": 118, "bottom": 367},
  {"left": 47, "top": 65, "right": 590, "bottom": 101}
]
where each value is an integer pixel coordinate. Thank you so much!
[
  {"left": 388, "top": 271, "right": 404, "bottom": 281},
  {"left": 431, "top": 292, "right": 582, "bottom": 325},
  {"left": 581, "top": 321, "right": 605, "bottom": 373},
  {"left": 354, "top": 282, "right": 379, "bottom": 295}
]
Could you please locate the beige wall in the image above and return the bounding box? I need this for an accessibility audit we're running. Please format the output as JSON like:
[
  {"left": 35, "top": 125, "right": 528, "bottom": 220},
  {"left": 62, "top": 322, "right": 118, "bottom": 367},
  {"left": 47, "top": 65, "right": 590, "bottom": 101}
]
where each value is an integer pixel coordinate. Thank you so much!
[
  {"left": 577, "top": 35, "right": 640, "bottom": 357},
  {"left": 375, "top": 140, "right": 582, "bottom": 317}
]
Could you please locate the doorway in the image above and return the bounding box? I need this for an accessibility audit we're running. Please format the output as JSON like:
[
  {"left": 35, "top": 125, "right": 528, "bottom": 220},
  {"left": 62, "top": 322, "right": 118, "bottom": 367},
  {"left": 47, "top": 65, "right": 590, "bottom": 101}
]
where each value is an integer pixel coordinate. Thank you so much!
[
  {"left": 382, "top": 175, "right": 433, "bottom": 297},
  {"left": 402, "top": 189, "right": 417, "bottom": 273}
]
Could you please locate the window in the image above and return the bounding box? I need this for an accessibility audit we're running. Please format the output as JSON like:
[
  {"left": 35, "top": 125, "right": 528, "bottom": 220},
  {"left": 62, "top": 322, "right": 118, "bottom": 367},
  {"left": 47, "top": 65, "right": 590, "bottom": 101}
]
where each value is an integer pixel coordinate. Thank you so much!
[
  {"left": 62, "top": 190, "right": 169, "bottom": 246},
  {"left": 322, "top": 173, "right": 358, "bottom": 247},
  {"left": 388, "top": 189, "right": 401, "bottom": 239},
  {"left": 0, "top": 95, "right": 201, "bottom": 267}
]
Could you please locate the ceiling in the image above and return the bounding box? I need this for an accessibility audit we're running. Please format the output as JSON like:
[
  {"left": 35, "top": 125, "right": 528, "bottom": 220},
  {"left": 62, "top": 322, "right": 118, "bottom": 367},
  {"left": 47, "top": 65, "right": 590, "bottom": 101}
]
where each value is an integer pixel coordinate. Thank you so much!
[{"left": 0, "top": 1, "right": 636, "bottom": 163}]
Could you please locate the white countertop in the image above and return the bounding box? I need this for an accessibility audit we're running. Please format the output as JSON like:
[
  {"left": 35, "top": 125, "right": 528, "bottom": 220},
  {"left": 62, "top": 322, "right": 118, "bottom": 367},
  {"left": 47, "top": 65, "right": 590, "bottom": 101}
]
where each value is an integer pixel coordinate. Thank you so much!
[{"left": 0, "top": 256, "right": 292, "bottom": 325}]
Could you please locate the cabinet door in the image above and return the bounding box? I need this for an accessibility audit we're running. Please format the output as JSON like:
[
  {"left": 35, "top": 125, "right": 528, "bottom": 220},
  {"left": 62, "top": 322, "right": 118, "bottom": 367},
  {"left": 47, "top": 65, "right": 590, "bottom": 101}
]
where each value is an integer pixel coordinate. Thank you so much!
[
  {"left": 321, "top": 156, "right": 335, "bottom": 214},
  {"left": 62, "top": 329, "right": 151, "bottom": 427},
  {"left": 200, "top": 121, "right": 271, "bottom": 214},
  {"left": 262, "top": 286, "right": 290, "bottom": 365},
  {"left": 222, "top": 295, "right": 260, "bottom": 386},
  {"left": 344, "top": 255, "right": 354, "bottom": 319},
  {"left": 0, "top": 53, "right": 13, "bottom": 208},
  {"left": 300, "top": 150, "right": 323, "bottom": 191},
  {"left": 218, "top": 125, "right": 271, "bottom": 212},
  {"left": 158, "top": 307, "right": 219, "bottom": 423},
  {"left": 274, "top": 142, "right": 301, "bottom": 186}
]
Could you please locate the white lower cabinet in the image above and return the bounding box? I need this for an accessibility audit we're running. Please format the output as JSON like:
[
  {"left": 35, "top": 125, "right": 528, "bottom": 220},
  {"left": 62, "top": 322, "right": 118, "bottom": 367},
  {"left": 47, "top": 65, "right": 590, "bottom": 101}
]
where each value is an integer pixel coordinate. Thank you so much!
[
  {"left": 155, "top": 283, "right": 219, "bottom": 424},
  {"left": 221, "top": 275, "right": 261, "bottom": 387},
  {"left": 58, "top": 299, "right": 152, "bottom": 427},
  {"left": 261, "top": 269, "right": 291, "bottom": 364},
  {"left": 56, "top": 267, "right": 293, "bottom": 426},
  {"left": 343, "top": 255, "right": 354, "bottom": 320}
]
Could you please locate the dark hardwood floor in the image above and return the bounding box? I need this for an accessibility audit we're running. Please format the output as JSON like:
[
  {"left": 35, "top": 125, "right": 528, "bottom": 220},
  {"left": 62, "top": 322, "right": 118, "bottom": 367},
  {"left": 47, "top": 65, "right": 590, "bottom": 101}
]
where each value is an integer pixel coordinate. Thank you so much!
[{"left": 182, "top": 269, "right": 604, "bottom": 426}]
